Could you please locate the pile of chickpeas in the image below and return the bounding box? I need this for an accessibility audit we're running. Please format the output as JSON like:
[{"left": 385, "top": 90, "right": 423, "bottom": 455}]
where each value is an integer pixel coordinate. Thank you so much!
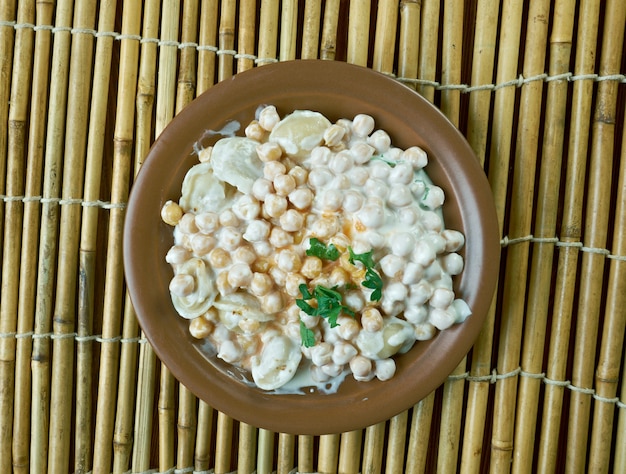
[{"left": 161, "top": 106, "right": 469, "bottom": 391}]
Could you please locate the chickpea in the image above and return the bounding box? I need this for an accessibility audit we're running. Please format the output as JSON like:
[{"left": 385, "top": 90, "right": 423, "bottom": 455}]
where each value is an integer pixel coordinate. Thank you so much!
[
  {"left": 285, "top": 272, "right": 306, "bottom": 297},
  {"left": 270, "top": 266, "right": 287, "bottom": 286},
  {"left": 311, "top": 216, "right": 340, "bottom": 239},
  {"left": 390, "top": 232, "right": 416, "bottom": 257},
  {"left": 258, "top": 105, "right": 281, "bottom": 131},
  {"left": 219, "top": 209, "right": 240, "bottom": 227},
  {"left": 310, "top": 146, "right": 332, "bottom": 167},
  {"left": 166, "top": 245, "right": 191, "bottom": 265},
  {"left": 329, "top": 267, "right": 350, "bottom": 287},
  {"left": 288, "top": 188, "right": 314, "bottom": 210},
  {"left": 256, "top": 141, "right": 282, "bottom": 163},
  {"left": 414, "top": 322, "right": 437, "bottom": 340},
  {"left": 273, "top": 173, "right": 296, "bottom": 196},
  {"left": 310, "top": 342, "right": 333, "bottom": 367},
  {"left": 280, "top": 209, "right": 305, "bottom": 232},
  {"left": 388, "top": 185, "right": 413, "bottom": 207},
  {"left": 348, "top": 166, "right": 370, "bottom": 187},
  {"left": 169, "top": 274, "right": 195, "bottom": 297},
  {"left": 350, "top": 141, "right": 375, "bottom": 165},
  {"left": 364, "top": 178, "right": 389, "bottom": 200},
  {"left": 349, "top": 355, "right": 374, "bottom": 381},
  {"left": 243, "top": 220, "right": 271, "bottom": 243},
  {"left": 261, "top": 291, "right": 284, "bottom": 313},
  {"left": 421, "top": 185, "right": 445, "bottom": 210},
  {"left": 357, "top": 203, "right": 385, "bottom": 229},
  {"left": 189, "top": 317, "right": 214, "bottom": 339},
  {"left": 440, "top": 253, "right": 464, "bottom": 275},
  {"left": 233, "top": 245, "right": 256, "bottom": 264},
  {"left": 332, "top": 342, "right": 358, "bottom": 366},
  {"left": 276, "top": 248, "right": 302, "bottom": 273},
  {"left": 336, "top": 316, "right": 360, "bottom": 341},
  {"left": 442, "top": 229, "right": 465, "bottom": 252},
  {"left": 342, "top": 190, "right": 364, "bottom": 213},
  {"left": 249, "top": 272, "right": 274, "bottom": 296},
  {"left": 227, "top": 263, "right": 253, "bottom": 288},
  {"left": 245, "top": 120, "right": 266, "bottom": 141},
  {"left": 324, "top": 124, "right": 346, "bottom": 147},
  {"left": 308, "top": 168, "right": 333, "bottom": 188},
  {"left": 190, "top": 234, "right": 216, "bottom": 256},
  {"left": 179, "top": 213, "right": 199, "bottom": 234},
  {"left": 263, "top": 160, "right": 287, "bottom": 181},
  {"left": 208, "top": 247, "right": 231, "bottom": 268},
  {"left": 216, "top": 272, "right": 236, "bottom": 296},
  {"left": 218, "top": 227, "right": 242, "bottom": 251},
  {"left": 263, "top": 194, "right": 288, "bottom": 218},
  {"left": 389, "top": 162, "right": 414, "bottom": 185},
  {"left": 402, "top": 146, "right": 428, "bottom": 170},
  {"left": 288, "top": 166, "right": 308, "bottom": 186},
  {"left": 161, "top": 200, "right": 183, "bottom": 226},
  {"left": 252, "top": 178, "right": 274, "bottom": 201},
  {"left": 352, "top": 114, "right": 375, "bottom": 137},
  {"left": 404, "top": 305, "right": 428, "bottom": 324},
  {"left": 238, "top": 318, "right": 261, "bottom": 334},
  {"left": 232, "top": 195, "right": 261, "bottom": 221},
  {"left": 361, "top": 308, "right": 383, "bottom": 333},
  {"left": 368, "top": 129, "right": 391, "bottom": 154},
  {"left": 195, "top": 211, "right": 219, "bottom": 234},
  {"left": 379, "top": 254, "right": 405, "bottom": 278},
  {"left": 402, "top": 262, "right": 424, "bottom": 285},
  {"left": 430, "top": 287, "right": 455, "bottom": 309},
  {"left": 301, "top": 256, "right": 322, "bottom": 279},
  {"left": 218, "top": 340, "right": 243, "bottom": 364},
  {"left": 375, "top": 359, "right": 396, "bottom": 381},
  {"left": 321, "top": 189, "right": 344, "bottom": 212},
  {"left": 429, "top": 307, "right": 456, "bottom": 330}
]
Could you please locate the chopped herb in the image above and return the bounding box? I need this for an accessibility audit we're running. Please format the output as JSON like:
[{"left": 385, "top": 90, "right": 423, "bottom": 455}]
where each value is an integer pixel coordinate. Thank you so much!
[
  {"left": 348, "top": 247, "right": 376, "bottom": 268},
  {"left": 299, "top": 319, "right": 316, "bottom": 348},
  {"left": 371, "top": 155, "right": 397, "bottom": 168},
  {"left": 362, "top": 268, "right": 383, "bottom": 301},
  {"left": 306, "top": 238, "right": 340, "bottom": 261},
  {"left": 296, "top": 284, "right": 355, "bottom": 346}
]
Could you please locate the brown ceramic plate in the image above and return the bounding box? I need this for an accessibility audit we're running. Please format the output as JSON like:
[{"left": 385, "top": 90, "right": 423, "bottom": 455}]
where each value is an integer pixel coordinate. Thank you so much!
[{"left": 124, "top": 60, "right": 499, "bottom": 435}]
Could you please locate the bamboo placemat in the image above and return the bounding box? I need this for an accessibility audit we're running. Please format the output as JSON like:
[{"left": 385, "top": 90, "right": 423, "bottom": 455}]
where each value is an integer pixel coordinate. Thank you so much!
[{"left": 1, "top": 0, "right": 625, "bottom": 472}]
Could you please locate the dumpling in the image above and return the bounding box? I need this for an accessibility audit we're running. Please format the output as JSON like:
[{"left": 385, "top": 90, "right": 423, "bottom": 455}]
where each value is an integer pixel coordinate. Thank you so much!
[
  {"left": 179, "top": 162, "right": 227, "bottom": 213},
  {"left": 356, "top": 317, "right": 416, "bottom": 359},
  {"left": 171, "top": 258, "right": 217, "bottom": 319},
  {"left": 210, "top": 137, "right": 264, "bottom": 194},
  {"left": 269, "top": 110, "right": 331, "bottom": 161},
  {"left": 251, "top": 335, "right": 302, "bottom": 390}
]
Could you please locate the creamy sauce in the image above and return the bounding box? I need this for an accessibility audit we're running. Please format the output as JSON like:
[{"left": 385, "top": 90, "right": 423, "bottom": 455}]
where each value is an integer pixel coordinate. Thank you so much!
[{"left": 162, "top": 106, "right": 470, "bottom": 393}]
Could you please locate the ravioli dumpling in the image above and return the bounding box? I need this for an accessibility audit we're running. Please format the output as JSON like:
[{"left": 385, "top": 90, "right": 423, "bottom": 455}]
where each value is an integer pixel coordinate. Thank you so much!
[
  {"left": 171, "top": 258, "right": 217, "bottom": 319},
  {"left": 210, "top": 137, "right": 263, "bottom": 194}
]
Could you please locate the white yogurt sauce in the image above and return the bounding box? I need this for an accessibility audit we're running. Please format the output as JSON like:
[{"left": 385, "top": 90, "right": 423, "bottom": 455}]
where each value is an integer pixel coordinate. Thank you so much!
[{"left": 162, "top": 106, "right": 470, "bottom": 393}]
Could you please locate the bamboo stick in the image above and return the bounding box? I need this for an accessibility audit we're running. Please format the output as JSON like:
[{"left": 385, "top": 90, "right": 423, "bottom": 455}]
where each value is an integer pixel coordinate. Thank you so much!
[
  {"left": 588, "top": 108, "right": 626, "bottom": 473},
  {"left": 318, "top": 433, "right": 340, "bottom": 473},
  {"left": 197, "top": 0, "right": 218, "bottom": 92},
  {"left": 464, "top": 0, "right": 499, "bottom": 164},
  {"left": 0, "top": 1, "right": 34, "bottom": 471},
  {"left": 238, "top": 0, "right": 257, "bottom": 72},
  {"left": 439, "top": 0, "right": 463, "bottom": 124},
  {"left": 346, "top": 0, "right": 371, "bottom": 66},
  {"left": 615, "top": 341, "right": 626, "bottom": 472},
  {"left": 362, "top": 422, "right": 386, "bottom": 474},
  {"left": 72, "top": 2, "right": 118, "bottom": 473},
  {"left": 405, "top": 392, "right": 435, "bottom": 473},
  {"left": 277, "top": 433, "right": 295, "bottom": 474},
  {"left": 29, "top": 1, "right": 74, "bottom": 472},
  {"left": 459, "top": 2, "right": 501, "bottom": 471},
  {"left": 339, "top": 430, "right": 363, "bottom": 474},
  {"left": 511, "top": 2, "right": 575, "bottom": 472},
  {"left": 194, "top": 0, "right": 217, "bottom": 439},
  {"left": 238, "top": 423, "right": 258, "bottom": 473},
  {"left": 218, "top": 0, "right": 236, "bottom": 80},
  {"left": 121, "top": 2, "right": 160, "bottom": 472},
  {"left": 298, "top": 435, "right": 315, "bottom": 473},
  {"left": 12, "top": 1, "right": 52, "bottom": 472},
  {"left": 0, "top": 0, "right": 17, "bottom": 259},
  {"left": 435, "top": 3, "right": 466, "bottom": 469},
  {"left": 257, "top": 0, "right": 279, "bottom": 65},
  {"left": 155, "top": 2, "right": 180, "bottom": 470},
  {"left": 176, "top": 0, "right": 199, "bottom": 107},
  {"left": 131, "top": 340, "right": 157, "bottom": 472},
  {"left": 301, "top": 0, "right": 322, "bottom": 59},
  {"left": 564, "top": 0, "right": 625, "bottom": 470},
  {"left": 320, "top": 0, "right": 340, "bottom": 60},
  {"left": 175, "top": 3, "right": 201, "bottom": 469},
  {"left": 536, "top": 0, "right": 601, "bottom": 471},
  {"left": 194, "top": 402, "right": 215, "bottom": 471},
  {"left": 215, "top": 412, "right": 234, "bottom": 473},
  {"left": 372, "top": 0, "right": 399, "bottom": 74},
  {"left": 397, "top": 0, "right": 421, "bottom": 90},
  {"left": 279, "top": 0, "right": 298, "bottom": 61},
  {"left": 437, "top": 364, "right": 466, "bottom": 473},
  {"left": 257, "top": 429, "right": 275, "bottom": 474},
  {"left": 385, "top": 412, "right": 408, "bottom": 474},
  {"left": 491, "top": 2, "right": 550, "bottom": 470},
  {"left": 47, "top": 0, "right": 97, "bottom": 470},
  {"left": 416, "top": 0, "right": 440, "bottom": 101}
]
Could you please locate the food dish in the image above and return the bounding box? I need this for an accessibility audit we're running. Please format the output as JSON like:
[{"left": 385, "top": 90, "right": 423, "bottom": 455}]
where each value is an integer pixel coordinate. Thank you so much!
[{"left": 124, "top": 60, "right": 500, "bottom": 435}]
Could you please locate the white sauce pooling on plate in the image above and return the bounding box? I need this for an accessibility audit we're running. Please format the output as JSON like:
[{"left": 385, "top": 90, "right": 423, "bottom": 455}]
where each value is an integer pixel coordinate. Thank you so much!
[{"left": 162, "top": 106, "right": 471, "bottom": 392}]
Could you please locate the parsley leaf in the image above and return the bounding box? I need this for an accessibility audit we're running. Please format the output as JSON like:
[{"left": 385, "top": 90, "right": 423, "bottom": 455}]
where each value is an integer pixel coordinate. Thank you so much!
[
  {"left": 362, "top": 268, "right": 383, "bottom": 301},
  {"left": 306, "top": 238, "right": 341, "bottom": 261},
  {"left": 299, "top": 319, "right": 316, "bottom": 348},
  {"left": 348, "top": 247, "right": 376, "bottom": 268},
  {"left": 296, "top": 284, "right": 355, "bottom": 344}
]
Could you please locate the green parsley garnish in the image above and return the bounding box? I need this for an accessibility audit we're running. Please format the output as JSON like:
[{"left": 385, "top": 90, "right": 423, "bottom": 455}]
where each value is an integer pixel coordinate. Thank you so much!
[
  {"left": 306, "top": 237, "right": 340, "bottom": 261},
  {"left": 296, "top": 283, "right": 355, "bottom": 347},
  {"left": 362, "top": 268, "right": 383, "bottom": 301},
  {"left": 348, "top": 247, "right": 383, "bottom": 301}
]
